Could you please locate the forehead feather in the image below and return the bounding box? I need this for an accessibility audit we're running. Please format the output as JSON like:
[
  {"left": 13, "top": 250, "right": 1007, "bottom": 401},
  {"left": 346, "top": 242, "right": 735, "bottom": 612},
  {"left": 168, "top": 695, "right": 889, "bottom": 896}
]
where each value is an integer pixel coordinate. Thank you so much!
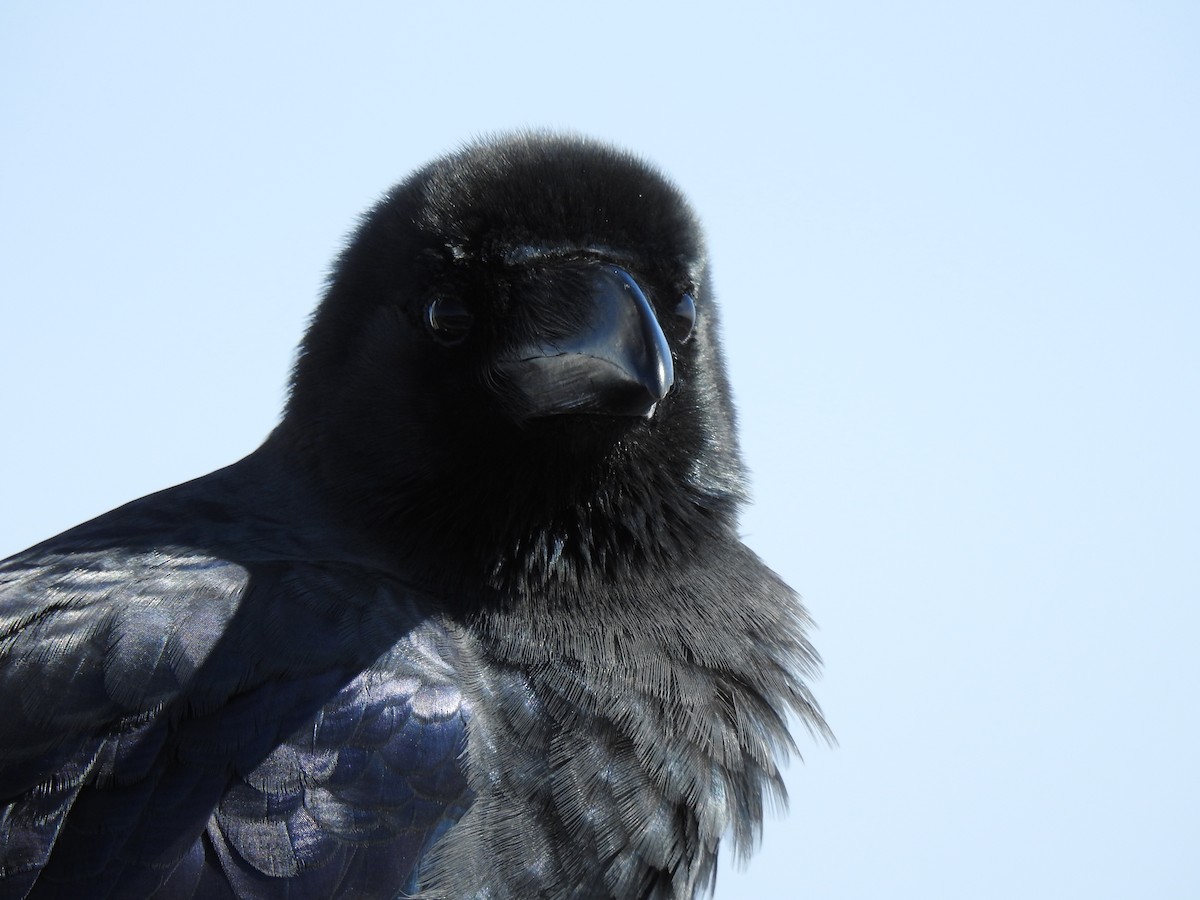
[{"left": 405, "top": 134, "right": 704, "bottom": 267}]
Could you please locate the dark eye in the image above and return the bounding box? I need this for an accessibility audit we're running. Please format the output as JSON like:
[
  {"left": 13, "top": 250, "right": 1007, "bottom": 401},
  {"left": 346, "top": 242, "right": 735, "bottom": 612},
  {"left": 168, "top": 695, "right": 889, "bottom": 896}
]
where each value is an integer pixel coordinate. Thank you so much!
[
  {"left": 426, "top": 297, "right": 474, "bottom": 345},
  {"left": 673, "top": 293, "right": 696, "bottom": 343}
]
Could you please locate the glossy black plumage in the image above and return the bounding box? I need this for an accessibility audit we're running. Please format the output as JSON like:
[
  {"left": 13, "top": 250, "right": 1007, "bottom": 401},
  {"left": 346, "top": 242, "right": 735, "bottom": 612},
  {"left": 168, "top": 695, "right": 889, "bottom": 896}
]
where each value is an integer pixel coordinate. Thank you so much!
[{"left": 0, "top": 134, "right": 827, "bottom": 899}]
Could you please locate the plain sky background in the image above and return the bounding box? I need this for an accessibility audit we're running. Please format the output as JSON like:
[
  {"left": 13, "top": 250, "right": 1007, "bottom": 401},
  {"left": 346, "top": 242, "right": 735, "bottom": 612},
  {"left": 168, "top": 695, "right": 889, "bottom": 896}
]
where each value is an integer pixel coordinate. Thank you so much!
[{"left": 2, "top": 3, "right": 1197, "bottom": 897}]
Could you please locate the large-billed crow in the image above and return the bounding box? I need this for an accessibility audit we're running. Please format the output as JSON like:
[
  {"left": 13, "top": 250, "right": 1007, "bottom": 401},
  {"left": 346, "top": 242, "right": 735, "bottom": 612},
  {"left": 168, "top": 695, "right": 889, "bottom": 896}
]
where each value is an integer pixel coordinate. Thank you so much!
[{"left": 0, "top": 134, "right": 828, "bottom": 899}]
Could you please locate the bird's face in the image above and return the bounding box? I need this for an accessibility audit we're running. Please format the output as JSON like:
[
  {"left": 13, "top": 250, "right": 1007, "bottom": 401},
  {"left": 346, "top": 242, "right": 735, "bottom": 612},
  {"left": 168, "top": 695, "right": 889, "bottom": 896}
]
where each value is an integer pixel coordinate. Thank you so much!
[
  {"left": 438, "top": 255, "right": 689, "bottom": 423},
  {"left": 287, "top": 135, "right": 747, "bottom": 592}
]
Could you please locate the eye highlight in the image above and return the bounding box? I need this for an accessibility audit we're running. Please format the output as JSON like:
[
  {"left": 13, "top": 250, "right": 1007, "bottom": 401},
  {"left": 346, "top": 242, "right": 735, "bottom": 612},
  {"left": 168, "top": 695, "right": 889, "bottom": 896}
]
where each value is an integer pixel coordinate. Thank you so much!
[
  {"left": 673, "top": 293, "right": 697, "bottom": 343},
  {"left": 426, "top": 297, "right": 474, "bottom": 345}
]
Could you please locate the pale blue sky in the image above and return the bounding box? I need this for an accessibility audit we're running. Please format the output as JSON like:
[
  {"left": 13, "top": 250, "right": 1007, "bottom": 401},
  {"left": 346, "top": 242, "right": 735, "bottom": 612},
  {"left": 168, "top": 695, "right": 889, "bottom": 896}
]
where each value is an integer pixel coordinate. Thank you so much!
[{"left": 2, "top": 3, "right": 1198, "bottom": 897}]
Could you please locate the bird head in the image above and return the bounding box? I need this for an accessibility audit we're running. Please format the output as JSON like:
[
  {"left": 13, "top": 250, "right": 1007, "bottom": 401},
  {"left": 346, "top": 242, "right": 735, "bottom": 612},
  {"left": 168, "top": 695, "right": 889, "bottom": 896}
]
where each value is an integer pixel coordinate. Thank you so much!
[{"left": 285, "top": 134, "right": 749, "bottom": 597}]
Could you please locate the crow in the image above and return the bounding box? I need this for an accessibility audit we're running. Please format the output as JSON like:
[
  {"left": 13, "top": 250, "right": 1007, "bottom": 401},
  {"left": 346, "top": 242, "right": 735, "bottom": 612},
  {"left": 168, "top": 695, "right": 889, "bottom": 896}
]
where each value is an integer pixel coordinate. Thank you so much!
[{"left": 0, "top": 134, "right": 828, "bottom": 899}]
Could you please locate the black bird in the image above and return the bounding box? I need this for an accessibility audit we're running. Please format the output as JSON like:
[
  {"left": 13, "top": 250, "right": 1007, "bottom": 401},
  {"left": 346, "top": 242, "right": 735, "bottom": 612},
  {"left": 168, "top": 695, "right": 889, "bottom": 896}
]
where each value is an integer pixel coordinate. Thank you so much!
[{"left": 0, "top": 134, "right": 828, "bottom": 899}]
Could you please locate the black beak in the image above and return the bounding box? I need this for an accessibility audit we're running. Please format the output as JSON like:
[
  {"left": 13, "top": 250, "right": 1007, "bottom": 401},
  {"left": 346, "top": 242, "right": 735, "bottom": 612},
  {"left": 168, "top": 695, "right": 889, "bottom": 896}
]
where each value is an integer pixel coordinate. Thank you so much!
[{"left": 496, "top": 266, "right": 674, "bottom": 421}]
